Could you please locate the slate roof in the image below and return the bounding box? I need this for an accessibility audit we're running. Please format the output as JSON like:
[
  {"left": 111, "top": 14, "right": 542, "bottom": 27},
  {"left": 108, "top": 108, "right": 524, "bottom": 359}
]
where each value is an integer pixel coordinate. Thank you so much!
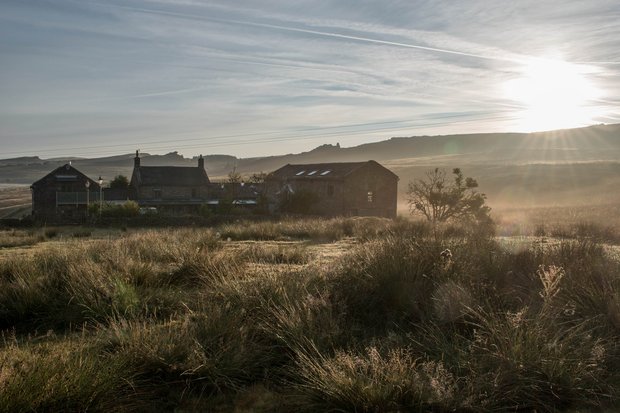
[
  {"left": 132, "top": 166, "right": 210, "bottom": 186},
  {"left": 31, "top": 164, "right": 101, "bottom": 188},
  {"left": 267, "top": 161, "right": 397, "bottom": 180}
]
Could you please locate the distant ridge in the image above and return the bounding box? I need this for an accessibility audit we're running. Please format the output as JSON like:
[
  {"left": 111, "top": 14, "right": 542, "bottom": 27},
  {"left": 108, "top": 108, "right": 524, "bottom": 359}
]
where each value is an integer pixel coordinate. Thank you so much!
[
  {"left": 0, "top": 156, "right": 43, "bottom": 165},
  {"left": 2, "top": 123, "right": 620, "bottom": 207},
  {"left": 3, "top": 123, "right": 619, "bottom": 173}
]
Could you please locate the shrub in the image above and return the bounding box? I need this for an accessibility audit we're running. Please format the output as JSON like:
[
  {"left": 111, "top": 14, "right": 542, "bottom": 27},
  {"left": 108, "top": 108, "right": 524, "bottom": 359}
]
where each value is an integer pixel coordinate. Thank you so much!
[
  {"left": 407, "top": 167, "right": 492, "bottom": 226},
  {"left": 109, "top": 175, "right": 129, "bottom": 189},
  {"left": 198, "top": 203, "right": 212, "bottom": 218},
  {"left": 102, "top": 201, "right": 140, "bottom": 218}
]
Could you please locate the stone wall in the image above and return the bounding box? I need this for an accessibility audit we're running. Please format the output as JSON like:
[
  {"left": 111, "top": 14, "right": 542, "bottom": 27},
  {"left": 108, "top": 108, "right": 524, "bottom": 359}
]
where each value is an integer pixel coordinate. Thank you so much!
[{"left": 343, "top": 165, "right": 397, "bottom": 218}]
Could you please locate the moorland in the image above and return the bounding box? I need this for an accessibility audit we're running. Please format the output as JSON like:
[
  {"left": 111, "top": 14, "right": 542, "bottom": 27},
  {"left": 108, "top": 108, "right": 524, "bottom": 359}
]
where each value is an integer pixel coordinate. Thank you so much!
[
  {"left": 2, "top": 123, "right": 620, "bottom": 411},
  {"left": 1, "top": 214, "right": 620, "bottom": 412}
]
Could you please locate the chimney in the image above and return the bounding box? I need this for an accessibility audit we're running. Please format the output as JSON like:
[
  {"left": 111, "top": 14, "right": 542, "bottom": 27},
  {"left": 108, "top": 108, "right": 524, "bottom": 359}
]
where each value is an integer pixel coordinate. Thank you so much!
[
  {"left": 134, "top": 150, "right": 140, "bottom": 168},
  {"left": 198, "top": 154, "right": 204, "bottom": 170}
]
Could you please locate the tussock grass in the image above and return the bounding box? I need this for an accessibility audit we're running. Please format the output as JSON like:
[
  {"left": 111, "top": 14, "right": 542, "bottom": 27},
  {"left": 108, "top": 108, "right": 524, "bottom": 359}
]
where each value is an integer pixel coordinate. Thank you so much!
[
  {"left": 462, "top": 309, "right": 616, "bottom": 411},
  {"left": 291, "top": 345, "right": 460, "bottom": 412},
  {"left": 239, "top": 243, "right": 311, "bottom": 265},
  {"left": 1, "top": 220, "right": 620, "bottom": 411},
  {"left": 495, "top": 204, "right": 620, "bottom": 243},
  {"left": 0, "top": 229, "right": 45, "bottom": 248},
  {"left": 0, "top": 335, "right": 139, "bottom": 412},
  {"left": 101, "top": 312, "right": 271, "bottom": 391},
  {"left": 217, "top": 216, "right": 404, "bottom": 242},
  {"left": 0, "top": 229, "right": 230, "bottom": 330}
]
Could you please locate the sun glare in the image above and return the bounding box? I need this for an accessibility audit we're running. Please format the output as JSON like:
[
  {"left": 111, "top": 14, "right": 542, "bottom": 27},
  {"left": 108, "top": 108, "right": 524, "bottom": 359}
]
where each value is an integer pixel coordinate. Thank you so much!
[{"left": 504, "top": 58, "right": 602, "bottom": 131}]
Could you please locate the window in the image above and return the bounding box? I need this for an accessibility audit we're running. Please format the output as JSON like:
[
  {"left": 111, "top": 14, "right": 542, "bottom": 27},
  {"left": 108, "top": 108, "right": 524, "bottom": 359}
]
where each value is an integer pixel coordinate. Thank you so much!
[
  {"left": 307, "top": 170, "right": 318, "bottom": 176},
  {"left": 320, "top": 170, "right": 331, "bottom": 176},
  {"left": 191, "top": 188, "right": 197, "bottom": 198},
  {"left": 153, "top": 188, "right": 162, "bottom": 199},
  {"left": 295, "top": 170, "right": 306, "bottom": 176},
  {"left": 327, "top": 184, "right": 334, "bottom": 196},
  {"left": 367, "top": 191, "right": 374, "bottom": 203}
]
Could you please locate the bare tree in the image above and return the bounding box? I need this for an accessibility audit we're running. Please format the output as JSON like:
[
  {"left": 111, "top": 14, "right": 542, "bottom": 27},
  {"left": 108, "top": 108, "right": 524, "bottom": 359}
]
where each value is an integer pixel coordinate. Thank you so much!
[
  {"left": 407, "top": 168, "right": 491, "bottom": 224},
  {"left": 227, "top": 167, "right": 243, "bottom": 184},
  {"left": 247, "top": 172, "right": 267, "bottom": 184}
]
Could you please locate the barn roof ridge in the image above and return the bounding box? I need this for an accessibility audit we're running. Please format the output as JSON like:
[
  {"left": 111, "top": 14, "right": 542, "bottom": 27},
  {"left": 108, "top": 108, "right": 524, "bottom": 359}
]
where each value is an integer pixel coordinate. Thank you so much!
[
  {"left": 31, "top": 163, "right": 100, "bottom": 187},
  {"left": 268, "top": 160, "right": 397, "bottom": 179}
]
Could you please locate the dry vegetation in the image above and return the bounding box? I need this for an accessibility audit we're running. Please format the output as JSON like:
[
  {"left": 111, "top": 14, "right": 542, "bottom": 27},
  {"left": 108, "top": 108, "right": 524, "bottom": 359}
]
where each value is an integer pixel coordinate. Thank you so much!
[
  {"left": 494, "top": 203, "right": 620, "bottom": 243},
  {"left": 0, "top": 185, "right": 30, "bottom": 219},
  {"left": 1, "top": 216, "right": 620, "bottom": 412}
]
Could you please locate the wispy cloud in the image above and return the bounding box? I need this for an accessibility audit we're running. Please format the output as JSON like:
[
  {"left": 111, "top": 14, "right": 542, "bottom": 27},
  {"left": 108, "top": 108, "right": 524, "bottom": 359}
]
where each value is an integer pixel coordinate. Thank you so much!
[{"left": 1, "top": 0, "right": 618, "bottom": 158}]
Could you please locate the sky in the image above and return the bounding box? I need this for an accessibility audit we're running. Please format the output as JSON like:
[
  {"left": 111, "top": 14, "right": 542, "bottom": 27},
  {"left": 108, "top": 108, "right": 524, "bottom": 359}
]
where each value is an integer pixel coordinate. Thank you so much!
[{"left": 1, "top": 0, "right": 619, "bottom": 159}]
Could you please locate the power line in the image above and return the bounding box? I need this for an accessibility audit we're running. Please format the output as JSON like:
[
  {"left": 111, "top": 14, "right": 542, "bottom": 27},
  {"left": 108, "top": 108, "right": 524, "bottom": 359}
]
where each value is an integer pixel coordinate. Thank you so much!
[
  {"left": 1, "top": 111, "right": 505, "bottom": 157},
  {"left": 1, "top": 111, "right": 517, "bottom": 159}
]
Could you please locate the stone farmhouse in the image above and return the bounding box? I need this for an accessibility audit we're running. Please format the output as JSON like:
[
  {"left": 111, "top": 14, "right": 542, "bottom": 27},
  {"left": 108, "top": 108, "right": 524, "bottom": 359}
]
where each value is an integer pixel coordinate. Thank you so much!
[
  {"left": 29, "top": 155, "right": 399, "bottom": 221},
  {"left": 129, "top": 151, "right": 210, "bottom": 214},
  {"left": 264, "top": 160, "right": 398, "bottom": 218}
]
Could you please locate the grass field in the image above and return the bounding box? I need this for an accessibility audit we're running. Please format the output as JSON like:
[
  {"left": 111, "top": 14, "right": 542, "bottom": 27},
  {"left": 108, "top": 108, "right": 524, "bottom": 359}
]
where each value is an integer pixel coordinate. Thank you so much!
[
  {"left": 1, "top": 216, "right": 620, "bottom": 412},
  {"left": 0, "top": 185, "right": 30, "bottom": 219}
]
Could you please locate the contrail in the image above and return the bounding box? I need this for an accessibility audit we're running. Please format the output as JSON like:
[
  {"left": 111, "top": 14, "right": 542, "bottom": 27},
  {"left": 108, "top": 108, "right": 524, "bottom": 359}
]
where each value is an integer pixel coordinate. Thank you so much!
[
  {"left": 85, "top": 1, "right": 620, "bottom": 67},
  {"left": 84, "top": 1, "right": 519, "bottom": 63},
  {"left": 85, "top": 86, "right": 207, "bottom": 102},
  {"left": 227, "top": 19, "right": 514, "bottom": 63}
]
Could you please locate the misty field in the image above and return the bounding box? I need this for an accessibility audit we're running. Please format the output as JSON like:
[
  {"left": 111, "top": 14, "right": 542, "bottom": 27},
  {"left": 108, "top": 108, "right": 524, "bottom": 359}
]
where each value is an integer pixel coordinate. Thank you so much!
[
  {"left": 0, "top": 185, "right": 30, "bottom": 220},
  {"left": 1, "top": 217, "right": 620, "bottom": 412}
]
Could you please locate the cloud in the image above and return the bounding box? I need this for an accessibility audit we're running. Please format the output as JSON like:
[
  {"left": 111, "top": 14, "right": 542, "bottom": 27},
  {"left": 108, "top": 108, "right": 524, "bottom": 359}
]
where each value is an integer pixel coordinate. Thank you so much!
[{"left": 1, "top": 0, "right": 619, "bottom": 158}]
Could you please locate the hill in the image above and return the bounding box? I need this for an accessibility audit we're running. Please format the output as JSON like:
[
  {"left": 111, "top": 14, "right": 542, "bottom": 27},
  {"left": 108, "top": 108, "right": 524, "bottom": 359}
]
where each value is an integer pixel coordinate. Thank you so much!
[{"left": 2, "top": 123, "right": 619, "bottom": 208}]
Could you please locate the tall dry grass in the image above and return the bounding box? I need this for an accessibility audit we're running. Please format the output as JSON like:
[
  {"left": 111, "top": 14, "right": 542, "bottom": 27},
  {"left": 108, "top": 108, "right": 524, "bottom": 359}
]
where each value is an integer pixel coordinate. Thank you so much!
[{"left": 1, "top": 219, "right": 620, "bottom": 411}]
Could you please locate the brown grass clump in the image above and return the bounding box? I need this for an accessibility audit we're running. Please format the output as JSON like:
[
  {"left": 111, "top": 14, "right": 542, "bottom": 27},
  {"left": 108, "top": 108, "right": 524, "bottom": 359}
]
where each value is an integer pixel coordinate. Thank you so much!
[
  {"left": 291, "top": 345, "right": 459, "bottom": 412},
  {"left": 0, "top": 335, "right": 138, "bottom": 412},
  {"left": 0, "top": 229, "right": 45, "bottom": 248}
]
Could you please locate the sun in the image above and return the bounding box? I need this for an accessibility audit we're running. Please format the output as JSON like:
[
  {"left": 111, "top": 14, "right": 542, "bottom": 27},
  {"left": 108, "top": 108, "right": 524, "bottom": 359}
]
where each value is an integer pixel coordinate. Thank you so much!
[{"left": 503, "top": 58, "right": 602, "bottom": 131}]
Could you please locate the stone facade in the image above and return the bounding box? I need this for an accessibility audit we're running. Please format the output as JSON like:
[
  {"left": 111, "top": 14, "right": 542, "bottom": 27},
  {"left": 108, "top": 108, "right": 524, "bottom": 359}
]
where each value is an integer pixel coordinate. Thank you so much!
[
  {"left": 265, "top": 160, "right": 398, "bottom": 218},
  {"left": 129, "top": 151, "right": 211, "bottom": 213},
  {"left": 134, "top": 184, "right": 209, "bottom": 202}
]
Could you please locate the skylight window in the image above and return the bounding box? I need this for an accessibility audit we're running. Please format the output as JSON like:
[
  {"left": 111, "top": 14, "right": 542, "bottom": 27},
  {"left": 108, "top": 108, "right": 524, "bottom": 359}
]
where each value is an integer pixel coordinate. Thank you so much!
[
  {"left": 320, "top": 170, "right": 331, "bottom": 176},
  {"left": 307, "top": 170, "right": 318, "bottom": 176},
  {"left": 295, "top": 170, "right": 306, "bottom": 176}
]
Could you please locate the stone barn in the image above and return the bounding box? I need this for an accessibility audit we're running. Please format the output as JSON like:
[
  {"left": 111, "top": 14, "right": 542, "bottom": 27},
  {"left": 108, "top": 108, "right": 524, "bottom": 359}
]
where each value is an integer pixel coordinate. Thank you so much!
[
  {"left": 265, "top": 160, "right": 398, "bottom": 218},
  {"left": 130, "top": 151, "right": 211, "bottom": 214},
  {"left": 30, "top": 163, "right": 101, "bottom": 222}
]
